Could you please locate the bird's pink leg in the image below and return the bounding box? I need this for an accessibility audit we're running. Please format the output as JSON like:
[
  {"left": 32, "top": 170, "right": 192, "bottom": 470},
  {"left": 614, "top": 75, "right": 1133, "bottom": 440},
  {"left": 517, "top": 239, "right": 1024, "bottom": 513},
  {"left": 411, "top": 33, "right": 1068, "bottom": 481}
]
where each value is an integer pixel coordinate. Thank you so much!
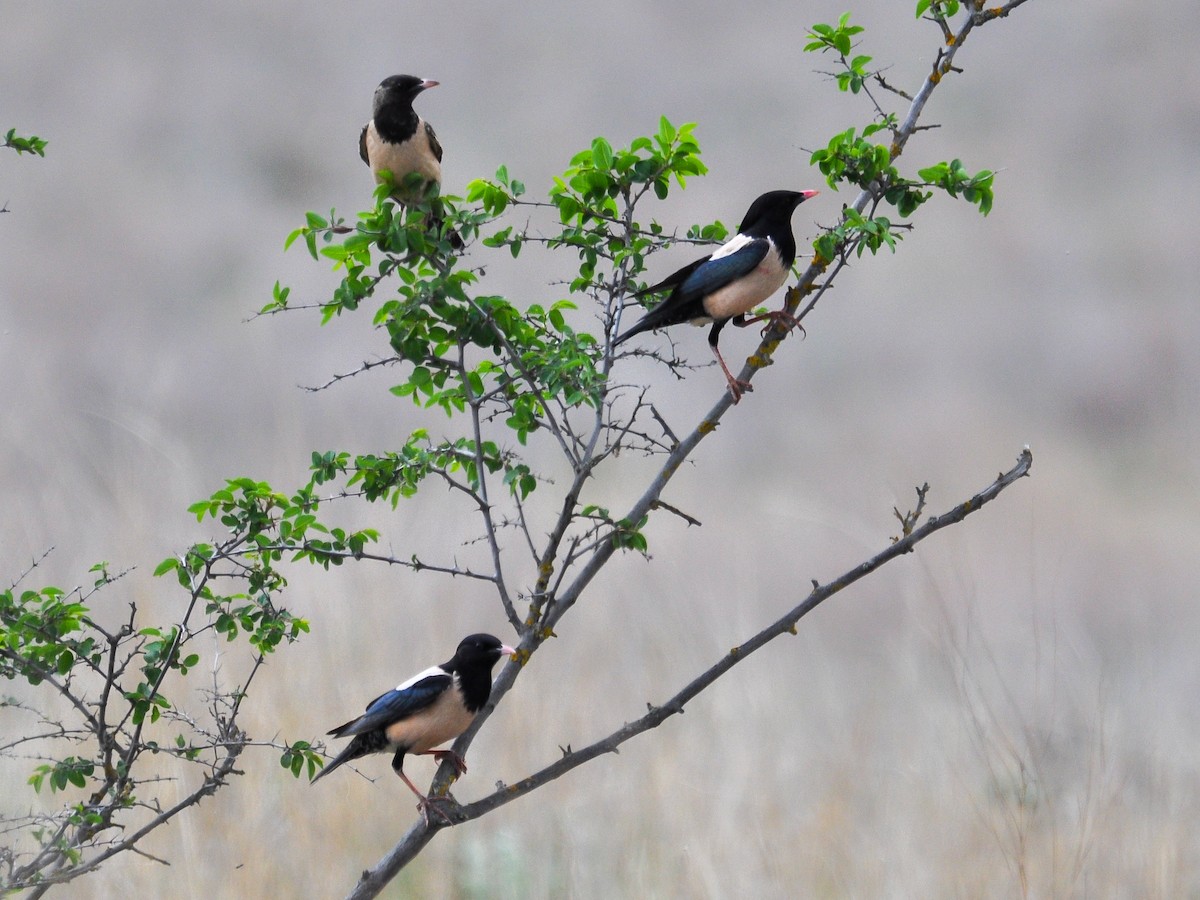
[
  {"left": 419, "top": 749, "right": 468, "bottom": 776},
  {"left": 711, "top": 344, "right": 751, "bottom": 404},
  {"left": 396, "top": 769, "right": 454, "bottom": 825}
]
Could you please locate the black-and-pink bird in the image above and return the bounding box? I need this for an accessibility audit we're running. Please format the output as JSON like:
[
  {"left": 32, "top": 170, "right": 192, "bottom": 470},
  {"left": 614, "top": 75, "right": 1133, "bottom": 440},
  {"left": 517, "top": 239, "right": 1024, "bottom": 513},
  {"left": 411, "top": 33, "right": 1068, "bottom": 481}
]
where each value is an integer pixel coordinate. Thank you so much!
[
  {"left": 311, "top": 633, "right": 515, "bottom": 822},
  {"left": 359, "top": 73, "right": 462, "bottom": 248},
  {"left": 612, "top": 189, "right": 819, "bottom": 403},
  {"left": 359, "top": 74, "right": 444, "bottom": 203}
]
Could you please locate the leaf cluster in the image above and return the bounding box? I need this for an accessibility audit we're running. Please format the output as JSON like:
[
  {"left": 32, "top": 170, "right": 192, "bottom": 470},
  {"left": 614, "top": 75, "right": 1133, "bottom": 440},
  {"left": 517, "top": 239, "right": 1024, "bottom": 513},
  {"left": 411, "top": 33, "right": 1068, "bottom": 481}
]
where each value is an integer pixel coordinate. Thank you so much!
[
  {"left": 1, "top": 585, "right": 95, "bottom": 684},
  {"left": 259, "top": 116, "right": 717, "bottom": 556},
  {"left": 475, "top": 117, "right": 719, "bottom": 301},
  {"left": 2, "top": 480, "right": 329, "bottom": 888},
  {"left": 802, "top": 8, "right": 997, "bottom": 265},
  {"left": 2, "top": 127, "right": 47, "bottom": 156}
]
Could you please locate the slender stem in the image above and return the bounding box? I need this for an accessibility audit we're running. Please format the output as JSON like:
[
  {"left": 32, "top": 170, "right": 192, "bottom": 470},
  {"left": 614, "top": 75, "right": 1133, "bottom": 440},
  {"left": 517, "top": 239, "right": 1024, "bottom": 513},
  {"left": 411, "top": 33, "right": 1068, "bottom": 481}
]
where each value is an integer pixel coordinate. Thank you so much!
[{"left": 459, "top": 343, "right": 521, "bottom": 631}]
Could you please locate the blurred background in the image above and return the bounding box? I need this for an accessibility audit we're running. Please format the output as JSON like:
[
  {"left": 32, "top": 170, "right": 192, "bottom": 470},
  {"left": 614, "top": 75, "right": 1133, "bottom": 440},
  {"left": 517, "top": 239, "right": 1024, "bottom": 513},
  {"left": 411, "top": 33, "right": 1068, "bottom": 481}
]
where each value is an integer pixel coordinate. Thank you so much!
[{"left": 2, "top": 1, "right": 1197, "bottom": 896}]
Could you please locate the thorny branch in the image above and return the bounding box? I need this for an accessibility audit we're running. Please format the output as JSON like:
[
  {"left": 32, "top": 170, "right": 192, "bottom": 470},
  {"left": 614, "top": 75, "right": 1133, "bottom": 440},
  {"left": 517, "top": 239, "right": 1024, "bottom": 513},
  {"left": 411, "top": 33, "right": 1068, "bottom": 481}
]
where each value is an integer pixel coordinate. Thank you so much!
[
  {"left": 347, "top": 449, "right": 1033, "bottom": 898},
  {"left": 749, "top": 0, "right": 1033, "bottom": 386},
  {"left": 340, "top": 5, "right": 1035, "bottom": 896},
  {"left": 2, "top": 539, "right": 283, "bottom": 894}
]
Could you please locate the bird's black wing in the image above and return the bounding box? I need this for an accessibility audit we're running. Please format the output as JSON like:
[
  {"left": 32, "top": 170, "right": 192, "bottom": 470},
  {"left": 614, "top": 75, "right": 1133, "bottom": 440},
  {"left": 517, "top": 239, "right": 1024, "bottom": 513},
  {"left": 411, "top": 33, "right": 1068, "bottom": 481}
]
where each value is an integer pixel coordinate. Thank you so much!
[
  {"left": 359, "top": 123, "right": 370, "bottom": 166},
  {"left": 612, "top": 257, "right": 711, "bottom": 343},
  {"left": 327, "top": 672, "right": 451, "bottom": 738},
  {"left": 634, "top": 256, "right": 708, "bottom": 299},
  {"left": 675, "top": 236, "right": 770, "bottom": 303},
  {"left": 424, "top": 121, "right": 443, "bottom": 164},
  {"left": 615, "top": 237, "right": 771, "bottom": 340}
]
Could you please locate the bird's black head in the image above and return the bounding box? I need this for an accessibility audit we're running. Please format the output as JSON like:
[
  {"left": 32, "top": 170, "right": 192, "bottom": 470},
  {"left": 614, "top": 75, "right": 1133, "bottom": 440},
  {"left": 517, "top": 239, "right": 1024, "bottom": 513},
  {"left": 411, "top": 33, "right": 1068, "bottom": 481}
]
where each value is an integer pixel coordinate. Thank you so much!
[
  {"left": 373, "top": 74, "right": 439, "bottom": 116},
  {"left": 738, "top": 190, "right": 819, "bottom": 235},
  {"left": 736, "top": 189, "right": 819, "bottom": 265},
  {"left": 450, "top": 633, "right": 515, "bottom": 673}
]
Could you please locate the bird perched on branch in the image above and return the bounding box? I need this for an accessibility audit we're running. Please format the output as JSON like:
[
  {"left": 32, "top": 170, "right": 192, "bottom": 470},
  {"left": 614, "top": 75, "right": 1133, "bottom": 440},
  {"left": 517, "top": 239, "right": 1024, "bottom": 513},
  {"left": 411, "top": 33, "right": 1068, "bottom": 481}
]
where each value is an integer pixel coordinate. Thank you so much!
[
  {"left": 612, "top": 189, "right": 819, "bottom": 403},
  {"left": 312, "top": 633, "right": 516, "bottom": 823},
  {"left": 360, "top": 74, "right": 444, "bottom": 202},
  {"left": 359, "top": 74, "right": 461, "bottom": 247}
]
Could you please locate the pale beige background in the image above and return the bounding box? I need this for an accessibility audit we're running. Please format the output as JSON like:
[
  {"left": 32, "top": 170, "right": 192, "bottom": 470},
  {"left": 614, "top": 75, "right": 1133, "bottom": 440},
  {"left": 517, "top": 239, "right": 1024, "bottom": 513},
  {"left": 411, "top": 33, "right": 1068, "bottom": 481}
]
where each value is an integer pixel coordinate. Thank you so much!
[{"left": 2, "top": 1, "right": 1197, "bottom": 896}]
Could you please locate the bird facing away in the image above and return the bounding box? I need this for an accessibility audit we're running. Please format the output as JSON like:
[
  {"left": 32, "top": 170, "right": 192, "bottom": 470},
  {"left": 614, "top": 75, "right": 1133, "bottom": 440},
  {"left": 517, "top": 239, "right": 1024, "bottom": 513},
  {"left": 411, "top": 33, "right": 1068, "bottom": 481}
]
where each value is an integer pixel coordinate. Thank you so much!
[
  {"left": 612, "top": 189, "right": 819, "bottom": 403},
  {"left": 311, "top": 633, "right": 516, "bottom": 823},
  {"left": 359, "top": 74, "right": 444, "bottom": 203}
]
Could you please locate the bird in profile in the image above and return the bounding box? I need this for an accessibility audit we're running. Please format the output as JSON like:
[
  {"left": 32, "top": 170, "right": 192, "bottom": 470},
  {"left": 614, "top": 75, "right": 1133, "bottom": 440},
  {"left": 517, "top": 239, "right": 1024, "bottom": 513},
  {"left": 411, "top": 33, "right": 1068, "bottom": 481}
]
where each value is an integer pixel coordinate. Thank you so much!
[
  {"left": 612, "top": 189, "right": 819, "bottom": 403},
  {"left": 359, "top": 74, "right": 460, "bottom": 247},
  {"left": 311, "top": 633, "right": 516, "bottom": 823}
]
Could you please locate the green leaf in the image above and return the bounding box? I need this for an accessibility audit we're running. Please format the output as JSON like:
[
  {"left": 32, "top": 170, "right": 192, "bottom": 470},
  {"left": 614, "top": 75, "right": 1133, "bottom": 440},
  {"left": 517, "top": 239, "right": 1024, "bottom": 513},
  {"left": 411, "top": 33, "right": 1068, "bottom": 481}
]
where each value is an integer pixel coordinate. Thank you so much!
[
  {"left": 658, "top": 116, "right": 677, "bottom": 148},
  {"left": 591, "top": 137, "right": 614, "bottom": 170},
  {"left": 153, "top": 558, "right": 180, "bottom": 577}
]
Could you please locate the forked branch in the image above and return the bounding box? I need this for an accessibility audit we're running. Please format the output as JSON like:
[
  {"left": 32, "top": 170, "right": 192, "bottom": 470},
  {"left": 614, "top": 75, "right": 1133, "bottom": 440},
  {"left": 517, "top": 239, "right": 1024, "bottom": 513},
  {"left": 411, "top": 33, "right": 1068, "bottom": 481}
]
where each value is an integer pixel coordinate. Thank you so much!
[{"left": 345, "top": 447, "right": 1033, "bottom": 899}]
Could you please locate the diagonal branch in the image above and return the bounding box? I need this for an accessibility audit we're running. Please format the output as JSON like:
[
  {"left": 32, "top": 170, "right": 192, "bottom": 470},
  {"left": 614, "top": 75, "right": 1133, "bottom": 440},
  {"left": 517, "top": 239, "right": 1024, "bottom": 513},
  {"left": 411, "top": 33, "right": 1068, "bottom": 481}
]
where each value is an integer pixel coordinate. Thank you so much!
[
  {"left": 345, "top": 448, "right": 1032, "bottom": 898},
  {"left": 735, "top": 0, "right": 1030, "bottom": 395},
  {"left": 425, "top": 0, "right": 1039, "bottom": 830},
  {"left": 332, "top": 9, "right": 1036, "bottom": 896}
]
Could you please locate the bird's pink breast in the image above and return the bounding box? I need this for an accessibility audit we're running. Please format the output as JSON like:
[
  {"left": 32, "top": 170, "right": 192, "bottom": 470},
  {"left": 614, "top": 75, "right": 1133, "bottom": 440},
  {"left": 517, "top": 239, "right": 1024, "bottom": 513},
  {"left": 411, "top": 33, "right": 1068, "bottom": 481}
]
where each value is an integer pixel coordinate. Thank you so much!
[
  {"left": 384, "top": 680, "right": 475, "bottom": 753},
  {"left": 365, "top": 120, "right": 441, "bottom": 202},
  {"left": 701, "top": 247, "right": 788, "bottom": 320}
]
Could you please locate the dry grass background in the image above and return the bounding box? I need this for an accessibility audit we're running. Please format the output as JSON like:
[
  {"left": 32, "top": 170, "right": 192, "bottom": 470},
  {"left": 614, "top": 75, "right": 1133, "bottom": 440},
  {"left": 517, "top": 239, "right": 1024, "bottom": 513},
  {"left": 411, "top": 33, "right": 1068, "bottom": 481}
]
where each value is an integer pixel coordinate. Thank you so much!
[{"left": 3, "top": 1, "right": 1199, "bottom": 897}]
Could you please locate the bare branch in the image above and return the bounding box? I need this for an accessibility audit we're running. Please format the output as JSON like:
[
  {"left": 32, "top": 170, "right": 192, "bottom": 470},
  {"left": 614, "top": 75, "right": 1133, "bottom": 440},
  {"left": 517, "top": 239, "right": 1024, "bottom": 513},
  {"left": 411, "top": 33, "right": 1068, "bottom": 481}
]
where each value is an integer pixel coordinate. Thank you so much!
[
  {"left": 301, "top": 356, "right": 402, "bottom": 393},
  {"left": 6, "top": 547, "right": 55, "bottom": 592},
  {"left": 346, "top": 449, "right": 1033, "bottom": 897},
  {"left": 10, "top": 736, "right": 247, "bottom": 893},
  {"left": 873, "top": 72, "right": 913, "bottom": 101},
  {"left": 650, "top": 499, "right": 702, "bottom": 528},
  {"left": 459, "top": 346, "right": 521, "bottom": 630}
]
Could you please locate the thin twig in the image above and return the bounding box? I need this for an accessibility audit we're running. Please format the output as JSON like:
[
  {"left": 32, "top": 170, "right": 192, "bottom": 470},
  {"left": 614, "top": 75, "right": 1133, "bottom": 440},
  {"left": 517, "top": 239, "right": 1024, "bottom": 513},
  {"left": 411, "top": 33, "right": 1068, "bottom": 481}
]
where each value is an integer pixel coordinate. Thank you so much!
[
  {"left": 302, "top": 357, "right": 402, "bottom": 393},
  {"left": 459, "top": 344, "right": 521, "bottom": 630}
]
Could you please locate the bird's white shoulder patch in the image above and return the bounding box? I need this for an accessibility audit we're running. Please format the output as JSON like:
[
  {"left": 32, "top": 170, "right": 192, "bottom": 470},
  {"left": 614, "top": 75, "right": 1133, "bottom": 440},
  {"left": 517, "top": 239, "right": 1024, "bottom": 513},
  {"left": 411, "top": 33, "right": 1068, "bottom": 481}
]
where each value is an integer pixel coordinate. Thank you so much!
[
  {"left": 710, "top": 232, "right": 760, "bottom": 261},
  {"left": 394, "top": 665, "right": 448, "bottom": 692}
]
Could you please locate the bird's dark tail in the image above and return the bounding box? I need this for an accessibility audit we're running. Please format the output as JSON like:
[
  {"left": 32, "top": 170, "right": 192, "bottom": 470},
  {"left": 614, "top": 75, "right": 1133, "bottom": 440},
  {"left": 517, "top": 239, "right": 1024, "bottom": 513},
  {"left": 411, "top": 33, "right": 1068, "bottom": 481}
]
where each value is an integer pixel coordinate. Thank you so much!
[
  {"left": 310, "top": 738, "right": 367, "bottom": 785},
  {"left": 611, "top": 324, "right": 638, "bottom": 348},
  {"left": 427, "top": 203, "right": 464, "bottom": 251},
  {"left": 612, "top": 310, "right": 663, "bottom": 348}
]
